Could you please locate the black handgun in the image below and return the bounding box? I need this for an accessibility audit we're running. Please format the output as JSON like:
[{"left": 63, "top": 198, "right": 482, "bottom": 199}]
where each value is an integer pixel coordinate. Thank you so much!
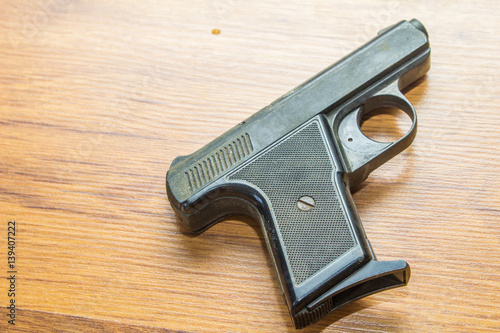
[{"left": 166, "top": 19, "right": 430, "bottom": 328}]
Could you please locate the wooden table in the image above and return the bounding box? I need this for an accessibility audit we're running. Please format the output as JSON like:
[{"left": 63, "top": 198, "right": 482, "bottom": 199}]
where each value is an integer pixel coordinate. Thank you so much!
[{"left": 1, "top": 1, "right": 499, "bottom": 332}]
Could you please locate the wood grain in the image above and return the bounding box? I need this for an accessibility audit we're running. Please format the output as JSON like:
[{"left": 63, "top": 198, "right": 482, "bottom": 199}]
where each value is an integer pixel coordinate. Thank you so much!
[{"left": 1, "top": 0, "right": 499, "bottom": 332}]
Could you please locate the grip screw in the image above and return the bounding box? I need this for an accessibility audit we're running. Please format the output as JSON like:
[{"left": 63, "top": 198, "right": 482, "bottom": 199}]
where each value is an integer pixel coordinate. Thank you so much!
[{"left": 297, "top": 196, "right": 315, "bottom": 211}]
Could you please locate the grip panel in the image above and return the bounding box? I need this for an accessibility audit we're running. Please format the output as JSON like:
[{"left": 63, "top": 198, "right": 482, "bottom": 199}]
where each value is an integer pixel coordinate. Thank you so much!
[{"left": 228, "top": 119, "right": 358, "bottom": 285}]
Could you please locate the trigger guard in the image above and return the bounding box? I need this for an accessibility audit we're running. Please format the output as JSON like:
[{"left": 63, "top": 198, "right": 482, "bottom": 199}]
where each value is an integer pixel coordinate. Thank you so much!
[{"left": 336, "top": 83, "right": 417, "bottom": 186}]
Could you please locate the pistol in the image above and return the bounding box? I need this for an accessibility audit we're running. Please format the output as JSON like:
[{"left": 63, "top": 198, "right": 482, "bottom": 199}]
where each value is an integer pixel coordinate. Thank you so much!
[{"left": 166, "top": 19, "right": 430, "bottom": 328}]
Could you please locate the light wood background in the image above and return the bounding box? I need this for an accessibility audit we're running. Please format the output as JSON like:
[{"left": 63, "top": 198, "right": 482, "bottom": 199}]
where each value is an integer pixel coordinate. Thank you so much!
[{"left": 1, "top": 0, "right": 499, "bottom": 332}]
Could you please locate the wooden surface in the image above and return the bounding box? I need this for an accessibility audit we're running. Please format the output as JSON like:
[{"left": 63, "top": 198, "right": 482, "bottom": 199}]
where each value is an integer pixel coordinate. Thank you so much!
[{"left": 1, "top": 0, "right": 499, "bottom": 332}]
